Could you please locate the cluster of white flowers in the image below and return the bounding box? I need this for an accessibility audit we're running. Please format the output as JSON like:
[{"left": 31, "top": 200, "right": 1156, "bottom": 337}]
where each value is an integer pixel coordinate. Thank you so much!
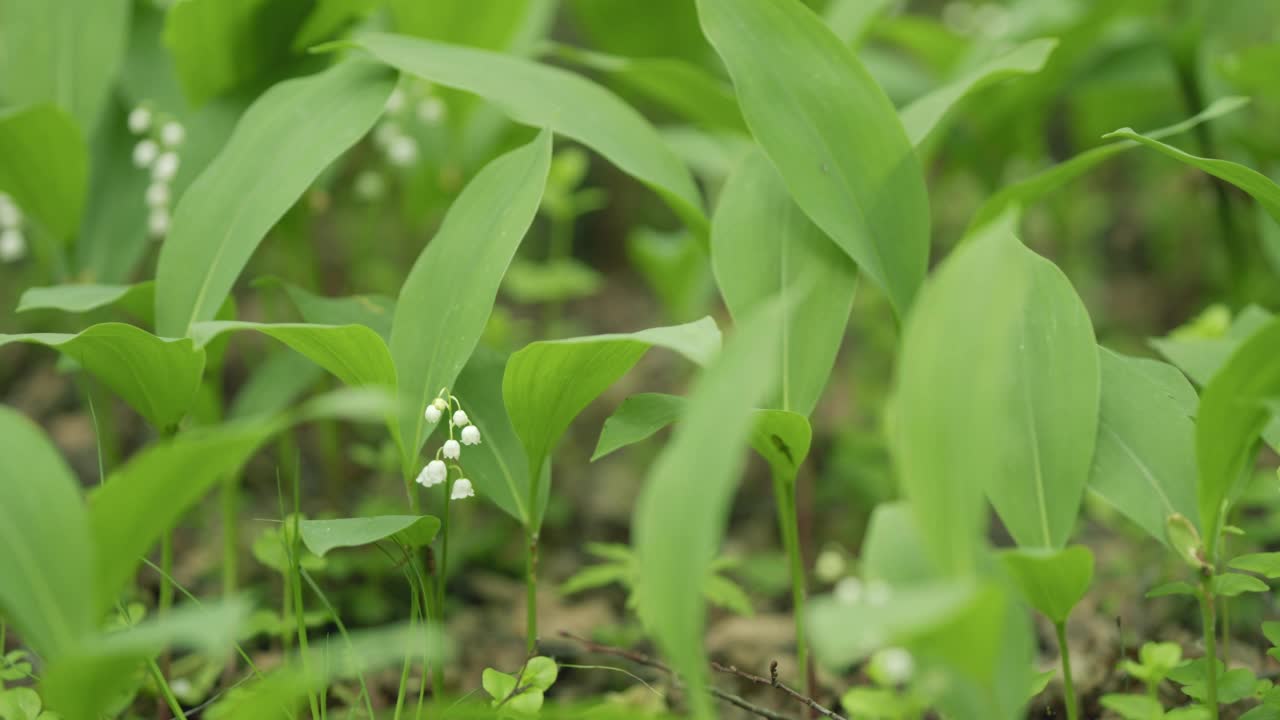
[
  {"left": 871, "top": 647, "right": 915, "bottom": 686},
  {"left": 0, "top": 193, "right": 25, "bottom": 263},
  {"left": 415, "top": 390, "right": 482, "bottom": 500},
  {"left": 833, "top": 576, "right": 891, "bottom": 607},
  {"left": 128, "top": 105, "right": 185, "bottom": 239},
  {"left": 362, "top": 83, "right": 448, "bottom": 190}
]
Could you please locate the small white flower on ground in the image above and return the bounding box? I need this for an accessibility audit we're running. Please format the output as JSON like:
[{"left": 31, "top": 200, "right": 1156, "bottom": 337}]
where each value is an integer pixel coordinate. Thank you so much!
[
  {"left": 353, "top": 170, "right": 386, "bottom": 201},
  {"left": 0, "top": 194, "right": 20, "bottom": 229},
  {"left": 152, "top": 152, "right": 179, "bottom": 181},
  {"left": 145, "top": 182, "right": 170, "bottom": 208},
  {"left": 0, "top": 228, "right": 25, "bottom": 262},
  {"left": 418, "top": 459, "right": 447, "bottom": 487},
  {"left": 452, "top": 409, "right": 469, "bottom": 427},
  {"left": 133, "top": 139, "right": 159, "bottom": 168},
  {"left": 814, "top": 549, "right": 846, "bottom": 584},
  {"left": 442, "top": 439, "right": 461, "bottom": 460},
  {"left": 834, "top": 577, "right": 862, "bottom": 605},
  {"left": 387, "top": 135, "right": 418, "bottom": 167},
  {"left": 416, "top": 97, "right": 445, "bottom": 124},
  {"left": 128, "top": 107, "right": 152, "bottom": 134},
  {"left": 450, "top": 478, "right": 474, "bottom": 500},
  {"left": 461, "top": 425, "right": 481, "bottom": 446},
  {"left": 865, "top": 579, "right": 891, "bottom": 606},
  {"left": 148, "top": 208, "right": 170, "bottom": 238},
  {"left": 424, "top": 403, "right": 443, "bottom": 424},
  {"left": 160, "top": 121, "right": 185, "bottom": 147},
  {"left": 385, "top": 88, "right": 406, "bottom": 113},
  {"left": 874, "top": 647, "right": 914, "bottom": 685}
]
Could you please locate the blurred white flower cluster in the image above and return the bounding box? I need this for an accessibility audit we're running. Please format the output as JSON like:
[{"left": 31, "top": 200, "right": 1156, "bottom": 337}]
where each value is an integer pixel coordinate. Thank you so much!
[
  {"left": 0, "top": 192, "right": 25, "bottom": 263},
  {"left": 416, "top": 390, "right": 482, "bottom": 501},
  {"left": 128, "top": 105, "right": 185, "bottom": 240},
  {"left": 354, "top": 82, "right": 449, "bottom": 201}
]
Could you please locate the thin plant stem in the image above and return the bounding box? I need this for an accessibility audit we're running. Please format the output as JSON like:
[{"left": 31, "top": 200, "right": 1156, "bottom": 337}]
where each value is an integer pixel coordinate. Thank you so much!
[
  {"left": 300, "top": 569, "right": 375, "bottom": 719},
  {"left": 1199, "top": 572, "right": 1220, "bottom": 719},
  {"left": 148, "top": 658, "right": 189, "bottom": 720},
  {"left": 394, "top": 572, "right": 421, "bottom": 720},
  {"left": 525, "top": 526, "right": 539, "bottom": 655},
  {"left": 277, "top": 466, "right": 320, "bottom": 720},
  {"left": 1055, "top": 621, "right": 1079, "bottom": 720},
  {"left": 221, "top": 476, "right": 238, "bottom": 599},
  {"left": 771, "top": 472, "right": 808, "bottom": 698}
]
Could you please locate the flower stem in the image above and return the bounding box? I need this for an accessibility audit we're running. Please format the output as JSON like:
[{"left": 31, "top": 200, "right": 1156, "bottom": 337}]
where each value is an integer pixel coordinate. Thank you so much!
[
  {"left": 526, "top": 527, "right": 539, "bottom": 655},
  {"left": 771, "top": 470, "right": 808, "bottom": 694},
  {"left": 1199, "top": 572, "right": 1220, "bottom": 719},
  {"left": 1055, "top": 621, "right": 1079, "bottom": 720}
]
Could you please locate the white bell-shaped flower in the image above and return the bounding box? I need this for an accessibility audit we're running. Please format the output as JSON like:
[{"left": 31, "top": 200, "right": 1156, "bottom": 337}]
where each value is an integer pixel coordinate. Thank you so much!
[
  {"left": 133, "top": 139, "right": 159, "bottom": 168},
  {"left": 387, "top": 136, "right": 418, "bottom": 167},
  {"left": 160, "top": 121, "right": 185, "bottom": 147},
  {"left": 145, "top": 182, "right": 170, "bottom": 209},
  {"left": 874, "top": 647, "right": 914, "bottom": 685},
  {"left": 152, "top": 152, "right": 179, "bottom": 181},
  {"left": 452, "top": 409, "right": 469, "bottom": 427},
  {"left": 424, "top": 404, "right": 442, "bottom": 424},
  {"left": 416, "top": 97, "right": 445, "bottom": 124},
  {"left": 418, "top": 459, "right": 447, "bottom": 487},
  {"left": 461, "top": 425, "right": 481, "bottom": 446},
  {"left": 128, "top": 107, "right": 152, "bottom": 134},
  {"left": 148, "top": 208, "right": 170, "bottom": 238},
  {"left": 450, "top": 477, "right": 474, "bottom": 500},
  {"left": 0, "top": 228, "right": 25, "bottom": 262},
  {"left": 442, "top": 439, "right": 461, "bottom": 460},
  {"left": 0, "top": 194, "right": 20, "bottom": 229}
]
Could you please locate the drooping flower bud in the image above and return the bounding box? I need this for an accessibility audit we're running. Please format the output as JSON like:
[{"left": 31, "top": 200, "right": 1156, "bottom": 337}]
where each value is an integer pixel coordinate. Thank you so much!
[
  {"left": 145, "top": 182, "right": 170, "bottom": 209},
  {"left": 152, "top": 152, "right": 179, "bottom": 181},
  {"left": 0, "top": 228, "right": 25, "bottom": 262},
  {"left": 160, "top": 121, "right": 185, "bottom": 147},
  {"left": 133, "top": 139, "right": 159, "bottom": 168},
  {"left": 128, "top": 107, "right": 152, "bottom": 134}
]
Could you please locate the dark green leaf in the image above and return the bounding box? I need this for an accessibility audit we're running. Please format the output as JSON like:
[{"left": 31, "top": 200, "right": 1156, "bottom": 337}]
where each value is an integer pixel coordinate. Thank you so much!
[
  {"left": 0, "top": 104, "right": 89, "bottom": 242},
  {"left": 190, "top": 321, "right": 397, "bottom": 389},
  {"left": 1212, "top": 572, "right": 1269, "bottom": 597},
  {"left": 592, "top": 393, "right": 685, "bottom": 461}
]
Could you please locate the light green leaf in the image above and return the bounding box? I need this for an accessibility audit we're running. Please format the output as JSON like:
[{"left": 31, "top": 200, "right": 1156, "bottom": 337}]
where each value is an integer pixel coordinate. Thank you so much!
[
  {"left": 1088, "top": 349, "right": 1199, "bottom": 543},
  {"left": 1101, "top": 694, "right": 1164, "bottom": 720},
  {"left": 0, "top": 407, "right": 93, "bottom": 661},
  {"left": 1103, "top": 126, "right": 1280, "bottom": 225},
  {"left": 0, "top": 323, "right": 205, "bottom": 432},
  {"left": 626, "top": 227, "right": 712, "bottom": 324},
  {"left": 0, "top": 104, "right": 89, "bottom": 242},
  {"left": 391, "top": 130, "right": 551, "bottom": 476},
  {"left": 552, "top": 44, "right": 746, "bottom": 133},
  {"left": 749, "top": 410, "right": 811, "bottom": 482},
  {"left": 293, "top": 0, "right": 378, "bottom": 51},
  {"left": 228, "top": 350, "right": 326, "bottom": 420},
  {"left": 901, "top": 38, "right": 1058, "bottom": 146},
  {"left": 1000, "top": 545, "right": 1094, "bottom": 624},
  {"left": 259, "top": 276, "right": 395, "bottom": 340},
  {"left": 1196, "top": 316, "right": 1280, "bottom": 559},
  {"left": 967, "top": 96, "right": 1249, "bottom": 236},
  {"left": 346, "top": 32, "right": 706, "bottom": 232},
  {"left": 17, "top": 282, "right": 155, "bottom": 322},
  {"left": 861, "top": 502, "right": 936, "bottom": 586},
  {"left": 299, "top": 516, "right": 441, "bottom": 556},
  {"left": 506, "top": 318, "right": 720, "bottom": 527},
  {"left": 634, "top": 300, "right": 783, "bottom": 719},
  {"left": 697, "top": 0, "right": 929, "bottom": 315},
  {"left": 561, "top": 563, "right": 631, "bottom": 596},
  {"left": 163, "top": 0, "right": 310, "bottom": 106},
  {"left": 592, "top": 392, "right": 685, "bottom": 461},
  {"left": 1146, "top": 580, "right": 1197, "bottom": 598},
  {"left": 711, "top": 149, "right": 857, "bottom": 415},
  {"left": 154, "top": 60, "right": 395, "bottom": 337},
  {"left": 502, "top": 258, "right": 603, "bottom": 305},
  {"left": 1212, "top": 572, "right": 1269, "bottom": 597},
  {"left": 823, "top": 0, "right": 895, "bottom": 47},
  {"left": 42, "top": 599, "right": 252, "bottom": 720},
  {"left": 808, "top": 580, "right": 978, "bottom": 668},
  {"left": 1230, "top": 552, "right": 1280, "bottom": 579},
  {"left": 1153, "top": 305, "right": 1274, "bottom": 387},
  {"left": 389, "top": 0, "right": 541, "bottom": 51},
  {"left": 190, "top": 321, "right": 397, "bottom": 389},
  {"left": 0, "top": 0, "right": 130, "bottom": 132},
  {"left": 893, "top": 231, "right": 1099, "bottom": 573},
  {"left": 524, "top": 656, "right": 558, "bottom": 691}
]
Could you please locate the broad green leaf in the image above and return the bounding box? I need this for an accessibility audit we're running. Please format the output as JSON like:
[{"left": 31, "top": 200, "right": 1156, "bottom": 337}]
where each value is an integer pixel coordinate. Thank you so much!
[
  {"left": 711, "top": 149, "right": 857, "bottom": 415},
  {"left": 454, "top": 347, "right": 549, "bottom": 526},
  {"left": 42, "top": 599, "right": 251, "bottom": 720},
  {"left": 901, "top": 38, "right": 1058, "bottom": 147},
  {"left": 228, "top": 349, "right": 325, "bottom": 420},
  {"left": 592, "top": 392, "right": 685, "bottom": 461},
  {"left": 697, "top": 0, "right": 929, "bottom": 315},
  {"left": 1196, "top": 317, "right": 1280, "bottom": 559},
  {"left": 552, "top": 44, "right": 746, "bottom": 132},
  {"left": 967, "top": 96, "right": 1249, "bottom": 235},
  {"left": 0, "top": 323, "right": 205, "bottom": 431},
  {"left": 823, "top": 0, "right": 895, "bottom": 47},
  {"left": 626, "top": 227, "right": 713, "bottom": 323},
  {"left": 524, "top": 656, "right": 559, "bottom": 691},
  {"left": 0, "top": 104, "right": 89, "bottom": 242},
  {"left": 346, "top": 33, "right": 706, "bottom": 232},
  {"left": 861, "top": 502, "right": 936, "bottom": 586},
  {"left": 893, "top": 231, "right": 1098, "bottom": 573},
  {"left": 190, "top": 321, "right": 397, "bottom": 389},
  {"left": 506, "top": 318, "right": 720, "bottom": 526},
  {"left": 808, "top": 580, "right": 978, "bottom": 668},
  {"left": 154, "top": 60, "right": 395, "bottom": 337},
  {"left": 163, "top": 0, "right": 311, "bottom": 106},
  {"left": 293, "top": 0, "right": 378, "bottom": 51},
  {"left": 1088, "top": 349, "right": 1199, "bottom": 543},
  {"left": 634, "top": 300, "right": 782, "bottom": 718},
  {"left": 1103, "top": 127, "right": 1280, "bottom": 225},
  {"left": 1212, "top": 572, "right": 1269, "bottom": 597},
  {"left": 1000, "top": 545, "right": 1094, "bottom": 624},
  {"left": 1152, "top": 305, "right": 1274, "bottom": 386},
  {"left": 1146, "top": 581, "right": 1197, "bottom": 598},
  {"left": 390, "top": 130, "right": 551, "bottom": 476},
  {"left": 0, "top": 0, "right": 130, "bottom": 132},
  {"left": 258, "top": 276, "right": 395, "bottom": 340},
  {"left": 299, "top": 516, "right": 441, "bottom": 556},
  {"left": 389, "top": 0, "right": 541, "bottom": 51},
  {"left": 17, "top": 282, "right": 154, "bottom": 322},
  {"left": 74, "top": 96, "right": 152, "bottom": 282},
  {"left": 1101, "top": 694, "right": 1164, "bottom": 720},
  {"left": 0, "top": 407, "right": 93, "bottom": 660},
  {"left": 1230, "top": 552, "right": 1280, "bottom": 579},
  {"left": 749, "top": 410, "right": 812, "bottom": 482}
]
